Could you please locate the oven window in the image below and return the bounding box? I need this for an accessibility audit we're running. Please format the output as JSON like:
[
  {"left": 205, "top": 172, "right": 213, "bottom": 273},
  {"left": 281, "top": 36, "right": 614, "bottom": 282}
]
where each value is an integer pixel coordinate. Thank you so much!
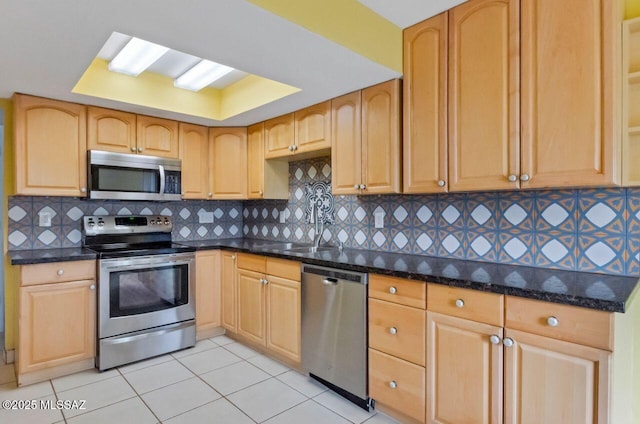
[
  {"left": 109, "top": 264, "right": 189, "bottom": 317},
  {"left": 92, "top": 165, "right": 160, "bottom": 193}
]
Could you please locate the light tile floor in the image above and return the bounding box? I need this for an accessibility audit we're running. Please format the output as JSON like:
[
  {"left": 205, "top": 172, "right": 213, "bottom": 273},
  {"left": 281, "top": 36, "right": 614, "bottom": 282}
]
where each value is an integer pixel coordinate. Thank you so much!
[{"left": 0, "top": 335, "right": 400, "bottom": 424}]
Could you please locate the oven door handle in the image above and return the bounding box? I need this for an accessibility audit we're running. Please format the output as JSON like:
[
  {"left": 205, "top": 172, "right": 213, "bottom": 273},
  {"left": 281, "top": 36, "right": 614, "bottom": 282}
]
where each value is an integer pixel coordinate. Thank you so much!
[
  {"left": 158, "top": 164, "right": 166, "bottom": 196},
  {"left": 101, "top": 259, "right": 192, "bottom": 271}
]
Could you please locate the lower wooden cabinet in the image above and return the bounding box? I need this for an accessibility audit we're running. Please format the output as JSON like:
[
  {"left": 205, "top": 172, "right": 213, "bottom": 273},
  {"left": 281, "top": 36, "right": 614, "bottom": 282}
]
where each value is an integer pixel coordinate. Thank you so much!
[
  {"left": 237, "top": 268, "right": 267, "bottom": 345},
  {"left": 19, "top": 279, "right": 96, "bottom": 376},
  {"left": 265, "top": 275, "right": 301, "bottom": 362},
  {"left": 221, "top": 251, "right": 238, "bottom": 333},
  {"left": 195, "top": 250, "right": 221, "bottom": 339}
]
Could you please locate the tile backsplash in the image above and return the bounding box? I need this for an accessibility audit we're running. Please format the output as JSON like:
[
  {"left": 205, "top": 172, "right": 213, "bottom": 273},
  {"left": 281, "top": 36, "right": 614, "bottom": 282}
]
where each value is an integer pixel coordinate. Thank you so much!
[{"left": 8, "top": 156, "right": 640, "bottom": 276}]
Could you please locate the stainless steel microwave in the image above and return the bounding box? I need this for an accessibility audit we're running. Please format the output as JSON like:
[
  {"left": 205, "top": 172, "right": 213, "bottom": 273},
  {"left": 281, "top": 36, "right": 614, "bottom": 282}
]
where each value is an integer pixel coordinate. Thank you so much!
[{"left": 88, "top": 150, "right": 182, "bottom": 201}]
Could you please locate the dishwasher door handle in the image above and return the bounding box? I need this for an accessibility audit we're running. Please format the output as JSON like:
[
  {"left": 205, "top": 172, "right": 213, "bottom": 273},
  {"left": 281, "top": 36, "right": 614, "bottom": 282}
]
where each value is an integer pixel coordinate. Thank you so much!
[{"left": 322, "top": 277, "right": 339, "bottom": 285}]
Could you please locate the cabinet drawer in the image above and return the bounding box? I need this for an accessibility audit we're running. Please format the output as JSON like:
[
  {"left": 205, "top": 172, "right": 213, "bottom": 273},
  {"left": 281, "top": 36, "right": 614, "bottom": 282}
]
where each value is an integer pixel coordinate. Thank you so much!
[
  {"left": 369, "top": 348, "right": 425, "bottom": 423},
  {"left": 369, "top": 299, "right": 425, "bottom": 366},
  {"left": 428, "top": 284, "right": 503, "bottom": 327},
  {"left": 21, "top": 260, "right": 96, "bottom": 286},
  {"left": 266, "top": 258, "right": 300, "bottom": 281},
  {"left": 237, "top": 253, "right": 266, "bottom": 273},
  {"left": 505, "top": 296, "right": 613, "bottom": 351},
  {"left": 369, "top": 274, "right": 426, "bottom": 309}
]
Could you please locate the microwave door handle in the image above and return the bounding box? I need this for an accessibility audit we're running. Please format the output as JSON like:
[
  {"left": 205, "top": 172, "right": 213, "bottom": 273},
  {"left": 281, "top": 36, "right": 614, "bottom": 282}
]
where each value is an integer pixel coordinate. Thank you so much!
[{"left": 158, "top": 164, "right": 166, "bottom": 196}]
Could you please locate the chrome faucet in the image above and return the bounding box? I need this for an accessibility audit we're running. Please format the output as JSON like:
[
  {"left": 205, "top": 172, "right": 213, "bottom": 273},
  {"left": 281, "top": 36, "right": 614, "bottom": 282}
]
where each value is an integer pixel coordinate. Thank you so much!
[{"left": 310, "top": 203, "right": 324, "bottom": 249}]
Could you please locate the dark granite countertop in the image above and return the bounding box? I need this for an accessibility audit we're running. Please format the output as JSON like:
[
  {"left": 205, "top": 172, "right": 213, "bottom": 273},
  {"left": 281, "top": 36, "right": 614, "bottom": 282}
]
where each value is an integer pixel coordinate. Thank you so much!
[{"left": 10, "top": 238, "right": 640, "bottom": 313}]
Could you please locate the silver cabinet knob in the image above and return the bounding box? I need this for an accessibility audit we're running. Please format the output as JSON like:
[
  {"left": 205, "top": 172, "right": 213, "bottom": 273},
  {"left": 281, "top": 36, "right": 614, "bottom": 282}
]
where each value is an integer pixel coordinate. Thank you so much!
[
  {"left": 508, "top": 174, "right": 517, "bottom": 182},
  {"left": 181, "top": 192, "right": 185, "bottom": 196},
  {"left": 437, "top": 180, "right": 446, "bottom": 187},
  {"left": 503, "top": 337, "right": 514, "bottom": 347},
  {"left": 130, "top": 147, "right": 136, "bottom": 152},
  {"left": 353, "top": 184, "right": 360, "bottom": 190},
  {"left": 57, "top": 269, "right": 64, "bottom": 276},
  {"left": 208, "top": 192, "right": 213, "bottom": 197},
  {"left": 259, "top": 278, "right": 264, "bottom": 284},
  {"left": 388, "top": 381, "right": 397, "bottom": 389},
  {"left": 293, "top": 145, "right": 298, "bottom": 151},
  {"left": 455, "top": 299, "right": 464, "bottom": 308},
  {"left": 389, "top": 327, "right": 398, "bottom": 335},
  {"left": 489, "top": 335, "right": 501, "bottom": 345},
  {"left": 389, "top": 286, "right": 397, "bottom": 294},
  {"left": 520, "top": 174, "right": 530, "bottom": 182},
  {"left": 80, "top": 187, "right": 87, "bottom": 193},
  {"left": 89, "top": 284, "right": 96, "bottom": 290},
  {"left": 547, "top": 316, "right": 559, "bottom": 327},
  {"left": 288, "top": 145, "right": 294, "bottom": 151},
  {"left": 359, "top": 184, "right": 366, "bottom": 190},
  {"left": 138, "top": 147, "right": 143, "bottom": 153},
  {"left": 231, "top": 255, "right": 236, "bottom": 260},
  {"left": 259, "top": 191, "right": 263, "bottom": 196}
]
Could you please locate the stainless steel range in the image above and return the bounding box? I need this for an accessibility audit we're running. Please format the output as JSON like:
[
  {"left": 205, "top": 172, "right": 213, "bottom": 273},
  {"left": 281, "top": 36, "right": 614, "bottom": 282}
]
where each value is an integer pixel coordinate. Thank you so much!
[{"left": 83, "top": 215, "right": 196, "bottom": 371}]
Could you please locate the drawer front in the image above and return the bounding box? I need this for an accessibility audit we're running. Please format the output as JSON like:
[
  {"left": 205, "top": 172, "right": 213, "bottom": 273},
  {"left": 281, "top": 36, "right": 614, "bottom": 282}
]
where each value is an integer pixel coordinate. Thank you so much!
[
  {"left": 427, "top": 284, "right": 504, "bottom": 327},
  {"left": 21, "top": 260, "right": 96, "bottom": 286},
  {"left": 266, "top": 257, "right": 301, "bottom": 281},
  {"left": 369, "top": 348, "right": 425, "bottom": 423},
  {"left": 505, "top": 296, "right": 613, "bottom": 350},
  {"left": 369, "top": 299, "right": 426, "bottom": 366},
  {"left": 237, "top": 253, "right": 266, "bottom": 273},
  {"left": 369, "top": 274, "right": 426, "bottom": 309}
]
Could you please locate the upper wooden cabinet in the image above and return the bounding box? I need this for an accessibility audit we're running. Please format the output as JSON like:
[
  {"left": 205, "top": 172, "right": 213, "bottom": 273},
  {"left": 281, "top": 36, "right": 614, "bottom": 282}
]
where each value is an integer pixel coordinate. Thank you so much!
[
  {"left": 264, "top": 113, "right": 294, "bottom": 159},
  {"left": 332, "top": 80, "right": 402, "bottom": 195},
  {"left": 520, "top": 0, "right": 621, "bottom": 188},
  {"left": 87, "top": 107, "right": 136, "bottom": 154},
  {"left": 403, "top": 13, "right": 448, "bottom": 194},
  {"left": 247, "top": 123, "right": 289, "bottom": 200},
  {"left": 448, "top": 0, "right": 520, "bottom": 192},
  {"left": 622, "top": 17, "right": 640, "bottom": 185},
  {"left": 136, "top": 115, "right": 179, "bottom": 158},
  {"left": 14, "top": 94, "right": 87, "bottom": 197},
  {"left": 294, "top": 101, "right": 332, "bottom": 154},
  {"left": 209, "top": 127, "right": 247, "bottom": 199},
  {"left": 179, "top": 123, "right": 209, "bottom": 199}
]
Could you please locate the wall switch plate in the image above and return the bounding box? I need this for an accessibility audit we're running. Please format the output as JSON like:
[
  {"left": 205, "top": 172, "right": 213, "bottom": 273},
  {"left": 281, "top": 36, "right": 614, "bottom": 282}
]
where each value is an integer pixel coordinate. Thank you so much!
[
  {"left": 279, "top": 210, "right": 286, "bottom": 223},
  {"left": 198, "top": 211, "right": 214, "bottom": 224},
  {"left": 374, "top": 210, "right": 385, "bottom": 229},
  {"left": 38, "top": 211, "right": 51, "bottom": 227}
]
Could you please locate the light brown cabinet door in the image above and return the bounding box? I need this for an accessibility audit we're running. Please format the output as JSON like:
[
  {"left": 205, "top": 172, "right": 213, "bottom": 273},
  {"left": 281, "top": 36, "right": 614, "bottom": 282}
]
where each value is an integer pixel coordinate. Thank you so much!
[
  {"left": 294, "top": 101, "right": 331, "bottom": 154},
  {"left": 14, "top": 94, "right": 87, "bottom": 196},
  {"left": 179, "top": 123, "right": 209, "bottom": 199},
  {"left": 237, "top": 269, "right": 266, "bottom": 346},
  {"left": 403, "top": 13, "right": 448, "bottom": 194},
  {"left": 195, "top": 250, "right": 221, "bottom": 338},
  {"left": 247, "top": 123, "right": 265, "bottom": 199},
  {"left": 448, "top": 0, "right": 520, "bottom": 192},
  {"left": 331, "top": 91, "right": 362, "bottom": 195},
  {"left": 504, "top": 329, "right": 610, "bottom": 424},
  {"left": 426, "top": 312, "right": 503, "bottom": 424},
  {"left": 87, "top": 107, "right": 136, "bottom": 154},
  {"left": 264, "top": 113, "right": 294, "bottom": 159},
  {"left": 19, "top": 279, "right": 96, "bottom": 374},
  {"left": 209, "top": 127, "right": 247, "bottom": 199},
  {"left": 221, "top": 251, "right": 237, "bottom": 333},
  {"left": 520, "top": 0, "right": 620, "bottom": 188},
  {"left": 266, "top": 275, "right": 301, "bottom": 363},
  {"left": 362, "top": 79, "right": 402, "bottom": 194},
  {"left": 136, "top": 115, "right": 179, "bottom": 158}
]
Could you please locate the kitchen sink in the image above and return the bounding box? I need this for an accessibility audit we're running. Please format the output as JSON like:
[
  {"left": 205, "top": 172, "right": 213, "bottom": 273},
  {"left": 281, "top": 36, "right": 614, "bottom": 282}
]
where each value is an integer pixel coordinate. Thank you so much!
[
  {"left": 284, "top": 246, "right": 338, "bottom": 253},
  {"left": 252, "top": 242, "right": 310, "bottom": 250}
]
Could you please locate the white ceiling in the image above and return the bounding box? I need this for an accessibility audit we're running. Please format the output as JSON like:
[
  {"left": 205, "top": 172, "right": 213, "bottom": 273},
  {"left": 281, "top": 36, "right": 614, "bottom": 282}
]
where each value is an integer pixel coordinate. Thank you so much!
[
  {"left": 0, "top": 0, "right": 463, "bottom": 126},
  {"left": 358, "top": 0, "right": 468, "bottom": 28}
]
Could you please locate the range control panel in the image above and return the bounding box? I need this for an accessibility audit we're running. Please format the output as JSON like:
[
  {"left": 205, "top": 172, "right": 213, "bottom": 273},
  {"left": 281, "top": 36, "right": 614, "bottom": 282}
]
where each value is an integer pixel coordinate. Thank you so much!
[{"left": 83, "top": 215, "right": 173, "bottom": 236}]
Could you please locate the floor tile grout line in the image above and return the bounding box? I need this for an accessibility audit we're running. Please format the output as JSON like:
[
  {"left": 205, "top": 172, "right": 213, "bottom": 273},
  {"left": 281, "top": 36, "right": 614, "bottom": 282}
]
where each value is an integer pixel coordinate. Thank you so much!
[
  {"left": 116, "top": 366, "right": 163, "bottom": 424},
  {"left": 310, "top": 396, "right": 375, "bottom": 424},
  {"left": 52, "top": 372, "right": 121, "bottom": 396}
]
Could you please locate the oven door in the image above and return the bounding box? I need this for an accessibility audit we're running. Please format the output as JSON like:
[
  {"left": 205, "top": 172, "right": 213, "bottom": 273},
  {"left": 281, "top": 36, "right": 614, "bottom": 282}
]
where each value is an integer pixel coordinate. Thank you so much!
[{"left": 98, "top": 253, "right": 195, "bottom": 339}]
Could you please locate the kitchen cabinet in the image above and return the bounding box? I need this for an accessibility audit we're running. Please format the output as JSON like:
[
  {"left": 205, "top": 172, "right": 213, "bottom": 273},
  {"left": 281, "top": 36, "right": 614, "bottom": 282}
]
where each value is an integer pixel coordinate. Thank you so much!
[
  {"left": 403, "top": 13, "right": 448, "bottom": 194},
  {"left": 136, "top": 115, "right": 179, "bottom": 158},
  {"left": 331, "top": 79, "right": 402, "bottom": 195},
  {"left": 236, "top": 253, "right": 301, "bottom": 363},
  {"left": 209, "top": 127, "right": 247, "bottom": 199},
  {"left": 221, "top": 251, "right": 238, "bottom": 333},
  {"left": 448, "top": 0, "right": 520, "bottom": 192},
  {"left": 247, "top": 123, "right": 289, "bottom": 199},
  {"left": 18, "top": 260, "right": 96, "bottom": 385},
  {"left": 87, "top": 106, "right": 137, "bottom": 154},
  {"left": 368, "top": 275, "right": 426, "bottom": 423},
  {"left": 179, "top": 123, "right": 209, "bottom": 199},
  {"left": 195, "top": 250, "right": 221, "bottom": 339},
  {"left": 264, "top": 113, "right": 294, "bottom": 159},
  {"left": 623, "top": 17, "right": 640, "bottom": 185},
  {"left": 14, "top": 94, "right": 88, "bottom": 197}
]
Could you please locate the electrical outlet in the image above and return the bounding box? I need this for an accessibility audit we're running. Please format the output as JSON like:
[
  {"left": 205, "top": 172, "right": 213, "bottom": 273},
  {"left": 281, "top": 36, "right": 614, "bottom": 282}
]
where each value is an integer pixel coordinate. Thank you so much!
[
  {"left": 279, "top": 210, "right": 286, "bottom": 224},
  {"left": 38, "top": 211, "right": 52, "bottom": 227},
  {"left": 198, "top": 210, "right": 214, "bottom": 224},
  {"left": 374, "top": 210, "right": 385, "bottom": 229}
]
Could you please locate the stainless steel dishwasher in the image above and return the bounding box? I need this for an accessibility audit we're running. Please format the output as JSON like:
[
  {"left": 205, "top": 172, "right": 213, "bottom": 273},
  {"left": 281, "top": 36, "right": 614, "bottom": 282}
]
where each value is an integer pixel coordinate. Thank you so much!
[{"left": 301, "top": 264, "right": 370, "bottom": 410}]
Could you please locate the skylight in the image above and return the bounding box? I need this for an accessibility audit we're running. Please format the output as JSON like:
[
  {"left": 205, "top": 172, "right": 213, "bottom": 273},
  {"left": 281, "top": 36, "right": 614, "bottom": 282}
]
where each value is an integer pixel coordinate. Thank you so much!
[{"left": 108, "top": 37, "right": 169, "bottom": 76}]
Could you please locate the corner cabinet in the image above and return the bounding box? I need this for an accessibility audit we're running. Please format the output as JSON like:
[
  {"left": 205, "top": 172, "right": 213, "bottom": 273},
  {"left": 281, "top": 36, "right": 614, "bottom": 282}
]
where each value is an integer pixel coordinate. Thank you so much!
[
  {"left": 331, "top": 80, "right": 402, "bottom": 195},
  {"left": 247, "top": 123, "right": 289, "bottom": 200},
  {"left": 136, "top": 115, "right": 179, "bottom": 158},
  {"left": 14, "top": 94, "right": 87, "bottom": 196},
  {"left": 179, "top": 123, "right": 210, "bottom": 199},
  {"left": 209, "top": 127, "right": 247, "bottom": 199}
]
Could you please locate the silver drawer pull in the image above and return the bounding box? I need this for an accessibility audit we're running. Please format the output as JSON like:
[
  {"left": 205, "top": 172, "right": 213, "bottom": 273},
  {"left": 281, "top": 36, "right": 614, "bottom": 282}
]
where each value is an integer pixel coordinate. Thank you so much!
[
  {"left": 389, "top": 327, "right": 397, "bottom": 335},
  {"left": 547, "top": 316, "right": 559, "bottom": 327},
  {"left": 455, "top": 299, "right": 464, "bottom": 308},
  {"left": 57, "top": 269, "right": 64, "bottom": 276},
  {"left": 389, "top": 286, "right": 397, "bottom": 295},
  {"left": 388, "top": 381, "right": 397, "bottom": 389}
]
